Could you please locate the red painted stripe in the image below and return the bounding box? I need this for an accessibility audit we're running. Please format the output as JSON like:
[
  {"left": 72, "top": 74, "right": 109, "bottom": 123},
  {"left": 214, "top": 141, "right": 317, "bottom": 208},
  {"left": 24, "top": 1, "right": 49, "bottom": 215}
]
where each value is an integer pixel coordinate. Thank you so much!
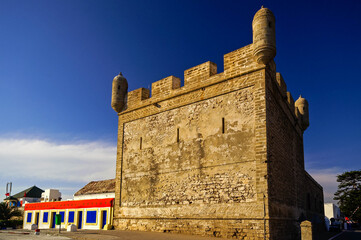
[{"left": 24, "top": 198, "right": 114, "bottom": 211}]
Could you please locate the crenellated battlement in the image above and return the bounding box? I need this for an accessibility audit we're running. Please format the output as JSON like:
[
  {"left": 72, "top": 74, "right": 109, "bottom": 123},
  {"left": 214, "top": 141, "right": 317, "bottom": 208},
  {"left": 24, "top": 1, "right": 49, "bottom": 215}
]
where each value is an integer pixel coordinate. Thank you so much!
[
  {"left": 127, "top": 88, "right": 150, "bottom": 108},
  {"left": 184, "top": 61, "right": 217, "bottom": 86},
  {"left": 120, "top": 44, "right": 308, "bottom": 133},
  {"left": 273, "top": 72, "right": 310, "bottom": 133},
  {"left": 112, "top": 5, "right": 308, "bottom": 132},
  {"left": 151, "top": 76, "right": 181, "bottom": 98},
  {"left": 122, "top": 44, "right": 265, "bottom": 110},
  {"left": 224, "top": 44, "right": 260, "bottom": 77},
  {"left": 276, "top": 73, "right": 287, "bottom": 98},
  {"left": 287, "top": 91, "right": 295, "bottom": 115}
]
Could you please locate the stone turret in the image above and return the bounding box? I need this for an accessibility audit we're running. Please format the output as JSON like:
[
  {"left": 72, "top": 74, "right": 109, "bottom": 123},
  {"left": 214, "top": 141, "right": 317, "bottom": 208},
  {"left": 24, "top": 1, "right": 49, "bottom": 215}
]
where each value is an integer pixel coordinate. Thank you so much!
[
  {"left": 252, "top": 6, "right": 276, "bottom": 65},
  {"left": 111, "top": 72, "right": 128, "bottom": 113},
  {"left": 295, "top": 95, "right": 310, "bottom": 131}
]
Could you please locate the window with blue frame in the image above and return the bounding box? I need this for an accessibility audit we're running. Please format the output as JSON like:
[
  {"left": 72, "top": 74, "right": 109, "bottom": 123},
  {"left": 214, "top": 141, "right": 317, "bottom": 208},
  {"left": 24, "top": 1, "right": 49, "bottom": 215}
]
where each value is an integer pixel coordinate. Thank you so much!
[
  {"left": 43, "top": 212, "right": 49, "bottom": 223},
  {"left": 68, "top": 211, "right": 75, "bottom": 223},
  {"left": 59, "top": 211, "right": 65, "bottom": 223},
  {"left": 27, "top": 212, "right": 32, "bottom": 223},
  {"left": 86, "top": 210, "right": 97, "bottom": 224}
]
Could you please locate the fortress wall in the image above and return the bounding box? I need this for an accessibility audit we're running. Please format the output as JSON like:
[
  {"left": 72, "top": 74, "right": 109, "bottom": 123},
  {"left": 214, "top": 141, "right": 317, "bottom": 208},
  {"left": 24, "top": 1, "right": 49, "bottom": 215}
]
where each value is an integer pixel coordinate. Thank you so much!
[
  {"left": 266, "top": 69, "right": 302, "bottom": 208},
  {"left": 116, "top": 218, "right": 268, "bottom": 238},
  {"left": 265, "top": 69, "right": 324, "bottom": 239},
  {"left": 266, "top": 71, "right": 303, "bottom": 240},
  {"left": 122, "top": 87, "right": 256, "bottom": 210},
  {"left": 113, "top": 45, "right": 271, "bottom": 239}
]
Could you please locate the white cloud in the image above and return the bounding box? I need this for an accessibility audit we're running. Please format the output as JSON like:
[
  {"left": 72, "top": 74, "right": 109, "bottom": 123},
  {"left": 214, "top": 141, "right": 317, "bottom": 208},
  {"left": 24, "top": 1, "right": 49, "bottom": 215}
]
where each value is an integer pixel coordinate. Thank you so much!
[
  {"left": 0, "top": 137, "right": 116, "bottom": 200},
  {"left": 307, "top": 167, "right": 345, "bottom": 205}
]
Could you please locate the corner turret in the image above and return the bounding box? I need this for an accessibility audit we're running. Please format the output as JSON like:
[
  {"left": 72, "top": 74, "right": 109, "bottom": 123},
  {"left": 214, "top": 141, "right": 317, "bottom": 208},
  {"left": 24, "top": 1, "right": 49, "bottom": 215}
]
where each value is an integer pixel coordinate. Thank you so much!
[
  {"left": 295, "top": 95, "right": 309, "bottom": 131},
  {"left": 252, "top": 6, "right": 276, "bottom": 65},
  {"left": 111, "top": 72, "right": 128, "bottom": 113}
]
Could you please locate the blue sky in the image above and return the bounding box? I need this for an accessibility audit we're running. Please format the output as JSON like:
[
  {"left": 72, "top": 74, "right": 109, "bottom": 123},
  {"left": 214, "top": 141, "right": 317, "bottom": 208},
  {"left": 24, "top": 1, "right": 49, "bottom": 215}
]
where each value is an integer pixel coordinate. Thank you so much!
[{"left": 0, "top": 0, "right": 360, "bottom": 202}]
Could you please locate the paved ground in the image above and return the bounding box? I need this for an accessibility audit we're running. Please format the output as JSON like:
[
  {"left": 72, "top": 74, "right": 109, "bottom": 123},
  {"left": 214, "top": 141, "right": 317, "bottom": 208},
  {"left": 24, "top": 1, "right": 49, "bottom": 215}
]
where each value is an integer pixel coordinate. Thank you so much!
[
  {"left": 0, "top": 230, "right": 70, "bottom": 240},
  {"left": 328, "top": 230, "right": 361, "bottom": 240},
  {"left": 0, "top": 229, "right": 229, "bottom": 240},
  {"left": 1, "top": 229, "right": 359, "bottom": 240}
]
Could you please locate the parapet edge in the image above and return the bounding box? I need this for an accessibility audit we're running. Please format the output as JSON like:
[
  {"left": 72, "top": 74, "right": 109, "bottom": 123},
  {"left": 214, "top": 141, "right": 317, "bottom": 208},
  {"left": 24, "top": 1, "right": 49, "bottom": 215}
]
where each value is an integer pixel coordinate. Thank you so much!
[{"left": 123, "top": 44, "right": 266, "bottom": 112}]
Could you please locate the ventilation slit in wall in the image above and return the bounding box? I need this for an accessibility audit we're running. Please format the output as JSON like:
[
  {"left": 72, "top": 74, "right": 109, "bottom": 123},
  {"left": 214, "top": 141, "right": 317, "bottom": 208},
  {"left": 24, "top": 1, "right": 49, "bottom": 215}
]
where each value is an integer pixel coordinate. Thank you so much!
[
  {"left": 177, "top": 128, "right": 180, "bottom": 143},
  {"left": 222, "top": 118, "right": 225, "bottom": 134},
  {"left": 140, "top": 137, "right": 142, "bottom": 150}
]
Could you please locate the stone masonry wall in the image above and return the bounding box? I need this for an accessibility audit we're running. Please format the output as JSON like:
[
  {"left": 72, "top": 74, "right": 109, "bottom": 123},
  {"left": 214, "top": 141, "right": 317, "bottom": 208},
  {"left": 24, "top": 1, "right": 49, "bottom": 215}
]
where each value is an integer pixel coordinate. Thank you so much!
[
  {"left": 122, "top": 88, "right": 256, "bottom": 207},
  {"left": 265, "top": 67, "right": 324, "bottom": 240}
]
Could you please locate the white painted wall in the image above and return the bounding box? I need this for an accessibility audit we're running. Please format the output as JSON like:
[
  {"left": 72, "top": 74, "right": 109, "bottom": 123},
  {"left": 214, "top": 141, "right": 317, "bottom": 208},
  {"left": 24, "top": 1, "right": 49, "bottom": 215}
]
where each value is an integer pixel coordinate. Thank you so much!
[
  {"left": 74, "top": 193, "right": 115, "bottom": 200},
  {"left": 41, "top": 189, "right": 62, "bottom": 202},
  {"left": 324, "top": 203, "right": 341, "bottom": 220}
]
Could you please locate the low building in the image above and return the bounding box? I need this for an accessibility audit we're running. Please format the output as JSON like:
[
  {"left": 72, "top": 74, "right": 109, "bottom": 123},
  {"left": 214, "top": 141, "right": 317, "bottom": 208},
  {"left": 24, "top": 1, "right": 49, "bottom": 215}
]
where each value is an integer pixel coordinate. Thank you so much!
[
  {"left": 324, "top": 203, "right": 341, "bottom": 221},
  {"left": 41, "top": 189, "right": 62, "bottom": 202},
  {"left": 23, "top": 198, "right": 114, "bottom": 230},
  {"left": 4, "top": 186, "right": 44, "bottom": 207},
  {"left": 23, "top": 180, "right": 115, "bottom": 230},
  {"left": 74, "top": 179, "right": 115, "bottom": 200}
]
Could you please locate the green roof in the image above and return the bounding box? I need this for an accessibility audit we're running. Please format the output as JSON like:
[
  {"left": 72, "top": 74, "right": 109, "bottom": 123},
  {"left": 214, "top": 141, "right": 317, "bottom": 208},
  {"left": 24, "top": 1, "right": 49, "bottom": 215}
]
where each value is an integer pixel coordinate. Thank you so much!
[{"left": 12, "top": 186, "right": 44, "bottom": 199}]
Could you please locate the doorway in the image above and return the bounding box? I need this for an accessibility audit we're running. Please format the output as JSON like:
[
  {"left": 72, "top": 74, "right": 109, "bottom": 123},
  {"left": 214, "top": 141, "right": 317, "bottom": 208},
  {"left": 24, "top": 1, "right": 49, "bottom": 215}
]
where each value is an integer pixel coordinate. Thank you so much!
[
  {"left": 50, "top": 212, "right": 56, "bottom": 228},
  {"left": 101, "top": 210, "right": 107, "bottom": 229},
  {"left": 35, "top": 212, "right": 39, "bottom": 226},
  {"left": 77, "top": 211, "right": 83, "bottom": 229}
]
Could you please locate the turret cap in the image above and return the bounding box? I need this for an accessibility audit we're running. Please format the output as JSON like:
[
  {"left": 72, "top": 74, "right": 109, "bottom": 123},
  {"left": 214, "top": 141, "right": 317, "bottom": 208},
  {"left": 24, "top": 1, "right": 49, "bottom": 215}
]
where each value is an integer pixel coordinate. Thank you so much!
[
  {"left": 253, "top": 6, "right": 275, "bottom": 22},
  {"left": 295, "top": 95, "right": 308, "bottom": 106},
  {"left": 113, "top": 72, "right": 126, "bottom": 81}
]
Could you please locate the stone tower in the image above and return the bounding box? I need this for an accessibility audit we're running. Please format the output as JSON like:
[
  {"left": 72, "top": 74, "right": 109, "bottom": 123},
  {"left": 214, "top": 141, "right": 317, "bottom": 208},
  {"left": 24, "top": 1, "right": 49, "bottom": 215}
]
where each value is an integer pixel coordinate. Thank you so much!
[
  {"left": 111, "top": 7, "right": 323, "bottom": 240},
  {"left": 111, "top": 72, "right": 128, "bottom": 113},
  {"left": 295, "top": 95, "right": 310, "bottom": 131},
  {"left": 252, "top": 6, "right": 276, "bottom": 65}
]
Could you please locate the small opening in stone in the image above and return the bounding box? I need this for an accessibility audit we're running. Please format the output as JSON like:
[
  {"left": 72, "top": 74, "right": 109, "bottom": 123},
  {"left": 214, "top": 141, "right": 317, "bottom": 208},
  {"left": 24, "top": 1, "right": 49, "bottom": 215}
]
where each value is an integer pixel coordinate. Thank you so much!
[
  {"left": 177, "top": 128, "right": 180, "bottom": 142},
  {"left": 222, "top": 118, "right": 225, "bottom": 134},
  {"left": 140, "top": 137, "right": 142, "bottom": 150},
  {"left": 268, "top": 21, "right": 272, "bottom": 28}
]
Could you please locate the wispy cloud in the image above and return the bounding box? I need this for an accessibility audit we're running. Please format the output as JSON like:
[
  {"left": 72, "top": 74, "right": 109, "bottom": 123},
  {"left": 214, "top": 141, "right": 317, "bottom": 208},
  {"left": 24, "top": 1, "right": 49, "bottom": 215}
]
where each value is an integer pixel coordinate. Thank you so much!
[
  {"left": 0, "top": 137, "right": 116, "bottom": 200},
  {"left": 307, "top": 167, "right": 345, "bottom": 204}
]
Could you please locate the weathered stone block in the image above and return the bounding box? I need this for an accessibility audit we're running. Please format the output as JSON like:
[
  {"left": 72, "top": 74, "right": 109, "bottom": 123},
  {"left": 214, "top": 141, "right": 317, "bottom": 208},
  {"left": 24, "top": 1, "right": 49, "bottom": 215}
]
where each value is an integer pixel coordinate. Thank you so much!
[
  {"left": 276, "top": 72, "right": 287, "bottom": 98},
  {"left": 184, "top": 61, "right": 217, "bottom": 86},
  {"left": 127, "top": 88, "right": 150, "bottom": 108},
  {"left": 151, "top": 76, "right": 181, "bottom": 98}
]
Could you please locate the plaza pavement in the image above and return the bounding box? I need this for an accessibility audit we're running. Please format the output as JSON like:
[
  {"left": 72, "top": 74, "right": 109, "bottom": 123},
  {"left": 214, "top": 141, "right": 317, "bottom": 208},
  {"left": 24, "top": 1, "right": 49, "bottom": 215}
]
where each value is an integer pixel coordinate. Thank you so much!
[
  {"left": 2, "top": 229, "right": 359, "bottom": 240},
  {"left": 0, "top": 229, "right": 229, "bottom": 240}
]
